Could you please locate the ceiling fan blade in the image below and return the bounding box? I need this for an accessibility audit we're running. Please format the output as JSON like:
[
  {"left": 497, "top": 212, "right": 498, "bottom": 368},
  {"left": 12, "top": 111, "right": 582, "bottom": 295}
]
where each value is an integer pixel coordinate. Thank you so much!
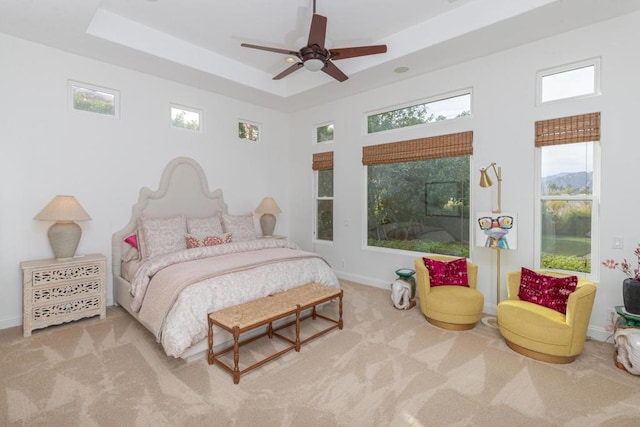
[
  {"left": 307, "top": 14, "right": 327, "bottom": 49},
  {"left": 330, "top": 45, "right": 388, "bottom": 60},
  {"left": 273, "top": 62, "right": 304, "bottom": 80},
  {"left": 241, "top": 43, "right": 299, "bottom": 56},
  {"left": 322, "top": 60, "right": 348, "bottom": 82}
]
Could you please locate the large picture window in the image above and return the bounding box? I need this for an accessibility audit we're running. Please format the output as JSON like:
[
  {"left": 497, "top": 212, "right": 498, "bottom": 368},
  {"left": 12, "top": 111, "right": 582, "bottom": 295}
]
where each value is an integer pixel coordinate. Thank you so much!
[
  {"left": 536, "top": 113, "right": 600, "bottom": 275},
  {"left": 363, "top": 132, "right": 472, "bottom": 256}
]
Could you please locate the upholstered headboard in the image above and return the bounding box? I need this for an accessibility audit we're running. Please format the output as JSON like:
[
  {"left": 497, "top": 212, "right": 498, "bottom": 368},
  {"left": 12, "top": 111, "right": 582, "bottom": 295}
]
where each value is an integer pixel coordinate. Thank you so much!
[{"left": 111, "top": 157, "right": 228, "bottom": 278}]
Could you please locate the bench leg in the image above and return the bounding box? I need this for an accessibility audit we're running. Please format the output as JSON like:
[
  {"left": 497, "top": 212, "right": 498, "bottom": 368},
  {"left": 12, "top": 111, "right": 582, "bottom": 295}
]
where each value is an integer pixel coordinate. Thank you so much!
[
  {"left": 338, "top": 290, "right": 344, "bottom": 330},
  {"left": 233, "top": 326, "right": 241, "bottom": 384},
  {"left": 208, "top": 316, "right": 214, "bottom": 365},
  {"left": 295, "top": 304, "right": 301, "bottom": 352}
]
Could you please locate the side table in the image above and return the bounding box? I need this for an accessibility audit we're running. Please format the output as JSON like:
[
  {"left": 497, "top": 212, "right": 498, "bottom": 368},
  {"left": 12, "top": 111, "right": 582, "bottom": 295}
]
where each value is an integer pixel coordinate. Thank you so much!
[
  {"left": 613, "top": 308, "right": 640, "bottom": 375},
  {"left": 21, "top": 254, "right": 107, "bottom": 337}
]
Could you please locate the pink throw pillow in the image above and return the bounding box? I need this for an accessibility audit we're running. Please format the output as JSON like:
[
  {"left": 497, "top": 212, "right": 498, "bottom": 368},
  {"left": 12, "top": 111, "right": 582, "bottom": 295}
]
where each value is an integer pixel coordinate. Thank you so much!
[
  {"left": 423, "top": 257, "right": 469, "bottom": 287},
  {"left": 518, "top": 268, "right": 577, "bottom": 314},
  {"left": 185, "top": 233, "right": 232, "bottom": 249},
  {"left": 124, "top": 234, "right": 138, "bottom": 250}
]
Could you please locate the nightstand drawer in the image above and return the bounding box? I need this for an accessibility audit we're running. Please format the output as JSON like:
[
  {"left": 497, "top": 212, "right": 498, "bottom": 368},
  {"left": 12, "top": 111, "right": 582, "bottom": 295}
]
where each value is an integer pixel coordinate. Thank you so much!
[
  {"left": 30, "top": 262, "right": 103, "bottom": 287},
  {"left": 32, "top": 279, "right": 102, "bottom": 304}
]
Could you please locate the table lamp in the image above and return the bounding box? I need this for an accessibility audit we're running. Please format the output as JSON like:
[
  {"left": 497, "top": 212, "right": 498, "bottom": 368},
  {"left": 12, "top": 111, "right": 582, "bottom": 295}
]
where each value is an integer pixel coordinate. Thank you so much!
[
  {"left": 34, "top": 195, "right": 92, "bottom": 260},
  {"left": 255, "top": 197, "right": 281, "bottom": 237}
]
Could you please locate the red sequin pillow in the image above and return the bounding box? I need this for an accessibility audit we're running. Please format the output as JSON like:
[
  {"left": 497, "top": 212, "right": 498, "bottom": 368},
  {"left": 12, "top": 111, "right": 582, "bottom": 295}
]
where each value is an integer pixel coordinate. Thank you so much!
[
  {"left": 185, "top": 233, "right": 232, "bottom": 249},
  {"left": 423, "top": 257, "right": 469, "bottom": 287},
  {"left": 518, "top": 268, "right": 577, "bottom": 314}
]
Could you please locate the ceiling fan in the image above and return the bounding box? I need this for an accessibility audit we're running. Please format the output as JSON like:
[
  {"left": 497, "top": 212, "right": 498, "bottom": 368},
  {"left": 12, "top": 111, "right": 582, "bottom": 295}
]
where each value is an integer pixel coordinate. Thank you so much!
[{"left": 241, "top": 0, "right": 387, "bottom": 82}]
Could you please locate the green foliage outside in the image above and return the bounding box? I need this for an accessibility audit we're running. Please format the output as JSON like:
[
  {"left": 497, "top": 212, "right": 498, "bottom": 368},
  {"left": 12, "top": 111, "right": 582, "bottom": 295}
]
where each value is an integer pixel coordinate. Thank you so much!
[
  {"left": 172, "top": 111, "right": 200, "bottom": 131},
  {"left": 541, "top": 253, "right": 591, "bottom": 273},
  {"left": 316, "top": 124, "right": 334, "bottom": 142},
  {"left": 73, "top": 90, "right": 115, "bottom": 115},
  {"left": 368, "top": 239, "right": 469, "bottom": 258},
  {"left": 238, "top": 122, "right": 259, "bottom": 141},
  {"left": 541, "top": 200, "right": 591, "bottom": 273}
]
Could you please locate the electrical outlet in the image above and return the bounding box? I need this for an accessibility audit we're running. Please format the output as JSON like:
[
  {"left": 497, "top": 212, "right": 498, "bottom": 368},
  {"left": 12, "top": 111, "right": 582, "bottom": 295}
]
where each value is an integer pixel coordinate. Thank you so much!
[{"left": 613, "top": 237, "right": 624, "bottom": 249}]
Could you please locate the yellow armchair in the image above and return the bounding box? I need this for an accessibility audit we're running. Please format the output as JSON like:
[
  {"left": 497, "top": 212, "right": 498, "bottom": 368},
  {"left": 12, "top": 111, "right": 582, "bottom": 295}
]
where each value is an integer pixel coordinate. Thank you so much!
[
  {"left": 414, "top": 256, "right": 484, "bottom": 330},
  {"left": 497, "top": 270, "right": 597, "bottom": 364}
]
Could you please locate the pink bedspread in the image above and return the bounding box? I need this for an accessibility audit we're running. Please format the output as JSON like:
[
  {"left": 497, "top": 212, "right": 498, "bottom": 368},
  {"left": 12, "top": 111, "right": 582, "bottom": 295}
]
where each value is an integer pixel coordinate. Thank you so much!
[{"left": 130, "top": 239, "right": 340, "bottom": 357}]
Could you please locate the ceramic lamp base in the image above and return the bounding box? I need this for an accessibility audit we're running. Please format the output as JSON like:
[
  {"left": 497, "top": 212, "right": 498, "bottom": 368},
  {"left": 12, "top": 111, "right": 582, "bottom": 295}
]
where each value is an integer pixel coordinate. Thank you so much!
[
  {"left": 48, "top": 221, "right": 81, "bottom": 260},
  {"left": 260, "top": 213, "right": 276, "bottom": 237}
]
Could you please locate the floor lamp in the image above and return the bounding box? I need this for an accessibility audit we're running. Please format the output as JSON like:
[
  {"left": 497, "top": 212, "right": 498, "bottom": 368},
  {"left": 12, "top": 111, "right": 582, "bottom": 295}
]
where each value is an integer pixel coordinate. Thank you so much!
[{"left": 479, "top": 162, "right": 503, "bottom": 328}]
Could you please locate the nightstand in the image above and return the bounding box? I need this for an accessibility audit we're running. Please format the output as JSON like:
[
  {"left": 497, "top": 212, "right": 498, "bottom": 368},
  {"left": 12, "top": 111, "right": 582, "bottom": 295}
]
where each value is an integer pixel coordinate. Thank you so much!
[
  {"left": 21, "top": 254, "right": 107, "bottom": 337},
  {"left": 258, "top": 235, "right": 287, "bottom": 240}
]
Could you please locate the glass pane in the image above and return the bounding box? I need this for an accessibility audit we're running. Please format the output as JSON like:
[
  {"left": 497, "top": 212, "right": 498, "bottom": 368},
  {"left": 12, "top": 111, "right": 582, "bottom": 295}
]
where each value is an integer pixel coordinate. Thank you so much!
[
  {"left": 367, "top": 93, "right": 471, "bottom": 133},
  {"left": 318, "top": 169, "right": 333, "bottom": 197},
  {"left": 238, "top": 121, "right": 260, "bottom": 142},
  {"left": 541, "top": 142, "right": 593, "bottom": 195},
  {"left": 367, "top": 156, "right": 470, "bottom": 256},
  {"left": 540, "top": 200, "right": 592, "bottom": 273},
  {"left": 72, "top": 85, "right": 115, "bottom": 116},
  {"left": 316, "top": 124, "right": 334, "bottom": 143},
  {"left": 317, "top": 199, "right": 333, "bottom": 241},
  {"left": 171, "top": 107, "right": 200, "bottom": 131},
  {"left": 541, "top": 65, "right": 595, "bottom": 103}
]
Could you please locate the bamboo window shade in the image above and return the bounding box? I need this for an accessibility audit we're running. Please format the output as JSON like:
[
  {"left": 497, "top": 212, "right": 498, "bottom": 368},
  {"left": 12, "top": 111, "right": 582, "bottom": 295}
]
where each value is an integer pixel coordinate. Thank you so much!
[
  {"left": 312, "top": 151, "right": 333, "bottom": 170},
  {"left": 535, "top": 112, "right": 600, "bottom": 147},
  {"left": 362, "top": 131, "right": 473, "bottom": 166}
]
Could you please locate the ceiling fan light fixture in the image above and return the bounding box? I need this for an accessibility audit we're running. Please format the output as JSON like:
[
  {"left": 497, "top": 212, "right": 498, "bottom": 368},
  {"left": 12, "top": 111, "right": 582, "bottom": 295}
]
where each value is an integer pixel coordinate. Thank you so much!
[{"left": 304, "top": 58, "right": 324, "bottom": 72}]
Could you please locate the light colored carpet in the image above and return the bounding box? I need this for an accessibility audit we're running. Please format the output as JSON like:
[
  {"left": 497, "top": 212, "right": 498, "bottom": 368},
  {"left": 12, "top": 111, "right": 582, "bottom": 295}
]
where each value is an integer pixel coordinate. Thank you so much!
[{"left": 1, "top": 280, "right": 639, "bottom": 426}]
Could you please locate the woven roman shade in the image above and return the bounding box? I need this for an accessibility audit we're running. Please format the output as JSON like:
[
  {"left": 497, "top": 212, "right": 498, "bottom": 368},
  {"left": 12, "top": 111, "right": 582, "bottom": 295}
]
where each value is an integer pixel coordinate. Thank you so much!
[
  {"left": 312, "top": 151, "right": 334, "bottom": 170},
  {"left": 535, "top": 112, "right": 600, "bottom": 147},
  {"left": 362, "top": 131, "right": 473, "bottom": 166}
]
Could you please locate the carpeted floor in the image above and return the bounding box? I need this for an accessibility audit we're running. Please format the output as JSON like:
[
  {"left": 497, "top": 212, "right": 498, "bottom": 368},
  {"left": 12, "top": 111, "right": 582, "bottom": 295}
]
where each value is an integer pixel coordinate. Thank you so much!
[{"left": 1, "top": 279, "right": 639, "bottom": 426}]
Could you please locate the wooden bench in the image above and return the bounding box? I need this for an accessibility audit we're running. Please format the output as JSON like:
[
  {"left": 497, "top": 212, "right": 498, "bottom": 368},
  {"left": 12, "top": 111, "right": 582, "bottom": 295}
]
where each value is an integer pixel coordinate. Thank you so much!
[{"left": 207, "top": 283, "right": 343, "bottom": 384}]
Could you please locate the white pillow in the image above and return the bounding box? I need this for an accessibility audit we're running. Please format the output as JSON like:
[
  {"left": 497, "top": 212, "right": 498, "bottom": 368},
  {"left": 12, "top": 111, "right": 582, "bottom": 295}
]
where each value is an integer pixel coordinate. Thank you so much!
[
  {"left": 221, "top": 213, "right": 256, "bottom": 242},
  {"left": 138, "top": 215, "right": 187, "bottom": 259},
  {"left": 187, "top": 215, "right": 224, "bottom": 236}
]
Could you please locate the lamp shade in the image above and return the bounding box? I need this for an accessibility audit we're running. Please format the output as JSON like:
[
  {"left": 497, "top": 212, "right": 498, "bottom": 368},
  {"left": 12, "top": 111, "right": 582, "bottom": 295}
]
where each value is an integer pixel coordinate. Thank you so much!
[
  {"left": 34, "top": 195, "right": 91, "bottom": 260},
  {"left": 479, "top": 169, "right": 493, "bottom": 188},
  {"left": 34, "top": 195, "right": 92, "bottom": 222},
  {"left": 255, "top": 197, "right": 282, "bottom": 215}
]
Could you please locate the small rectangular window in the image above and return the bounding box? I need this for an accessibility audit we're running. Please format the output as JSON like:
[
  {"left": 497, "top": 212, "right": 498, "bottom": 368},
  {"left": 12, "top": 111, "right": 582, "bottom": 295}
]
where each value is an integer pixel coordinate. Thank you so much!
[
  {"left": 315, "top": 122, "right": 334, "bottom": 143},
  {"left": 171, "top": 104, "right": 202, "bottom": 132},
  {"left": 537, "top": 59, "right": 600, "bottom": 104},
  {"left": 238, "top": 120, "right": 261, "bottom": 142},
  {"left": 69, "top": 81, "right": 119, "bottom": 118},
  {"left": 316, "top": 169, "right": 334, "bottom": 241},
  {"left": 366, "top": 90, "right": 471, "bottom": 134}
]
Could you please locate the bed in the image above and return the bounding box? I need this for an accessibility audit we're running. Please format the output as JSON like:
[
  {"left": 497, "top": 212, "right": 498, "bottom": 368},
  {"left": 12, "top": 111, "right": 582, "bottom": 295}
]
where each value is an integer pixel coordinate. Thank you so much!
[{"left": 112, "top": 157, "right": 340, "bottom": 362}]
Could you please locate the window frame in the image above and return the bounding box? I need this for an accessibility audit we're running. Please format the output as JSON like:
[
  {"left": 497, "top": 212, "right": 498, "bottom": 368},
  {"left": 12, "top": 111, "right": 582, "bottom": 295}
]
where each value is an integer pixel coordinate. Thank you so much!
[
  {"left": 68, "top": 80, "right": 120, "bottom": 119},
  {"left": 313, "top": 168, "right": 334, "bottom": 244},
  {"left": 363, "top": 88, "right": 472, "bottom": 135},
  {"left": 170, "top": 103, "right": 203, "bottom": 133},
  {"left": 314, "top": 121, "right": 335, "bottom": 144},
  {"left": 238, "top": 119, "right": 261, "bottom": 143},
  {"left": 536, "top": 58, "right": 601, "bottom": 105},
  {"left": 534, "top": 141, "right": 600, "bottom": 280}
]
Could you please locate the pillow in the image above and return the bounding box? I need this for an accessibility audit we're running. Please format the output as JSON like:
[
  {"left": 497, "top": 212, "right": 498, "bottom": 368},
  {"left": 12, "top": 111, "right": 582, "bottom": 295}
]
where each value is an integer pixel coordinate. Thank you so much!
[
  {"left": 138, "top": 215, "right": 187, "bottom": 259},
  {"left": 518, "top": 268, "right": 578, "bottom": 314},
  {"left": 187, "top": 215, "right": 224, "bottom": 236},
  {"left": 221, "top": 213, "right": 256, "bottom": 242},
  {"left": 124, "top": 233, "right": 139, "bottom": 250},
  {"left": 121, "top": 245, "right": 139, "bottom": 262},
  {"left": 185, "top": 233, "right": 232, "bottom": 249},
  {"left": 423, "top": 257, "right": 469, "bottom": 287}
]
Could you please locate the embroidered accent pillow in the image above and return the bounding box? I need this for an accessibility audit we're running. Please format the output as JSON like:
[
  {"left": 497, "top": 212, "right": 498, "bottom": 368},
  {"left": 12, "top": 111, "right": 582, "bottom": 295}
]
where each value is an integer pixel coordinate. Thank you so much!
[
  {"left": 185, "top": 233, "right": 232, "bottom": 249},
  {"left": 221, "top": 213, "right": 256, "bottom": 242},
  {"left": 187, "top": 215, "right": 224, "bottom": 236},
  {"left": 138, "top": 215, "right": 187, "bottom": 259},
  {"left": 423, "top": 257, "right": 469, "bottom": 287},
  {"left": 518, "top": 268, "right": 578, "bottom": 314}
]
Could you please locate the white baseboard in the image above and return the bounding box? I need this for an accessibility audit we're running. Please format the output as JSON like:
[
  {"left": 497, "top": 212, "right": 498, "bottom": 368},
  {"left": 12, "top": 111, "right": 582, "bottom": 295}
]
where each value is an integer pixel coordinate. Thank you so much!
[{"left": 0, "top": 315, "right": 22, "bottom": 331}]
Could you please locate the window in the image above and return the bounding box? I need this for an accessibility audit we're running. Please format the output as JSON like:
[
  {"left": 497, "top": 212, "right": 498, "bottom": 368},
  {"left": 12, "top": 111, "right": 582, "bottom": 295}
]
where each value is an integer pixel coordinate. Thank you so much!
[
  {"left": 535, "top": 112, "right": 600, "bottom": 275},
  {"left": 366, "top": 90, "right": 471, "bottom": 134},
  {"left": 537, "top": 58, "right": 600, "bottom": 104},
  {"left": 238, "top": 120, "right": 261, "bottom": 142},
  {"left": 313, "top": 152, "right": 333, "bottom": 241},
  {"left": 315, "top": 122, "right": 334, "bottom": 143},
  {"left": 171, "top": 104, "right": 202, "bottom": 132},
  {"left": 69, "top": 81, "right": 119, "bottom": 118},
  {"left": 363, "top": 132, "right": 472, "bottom": 256}
]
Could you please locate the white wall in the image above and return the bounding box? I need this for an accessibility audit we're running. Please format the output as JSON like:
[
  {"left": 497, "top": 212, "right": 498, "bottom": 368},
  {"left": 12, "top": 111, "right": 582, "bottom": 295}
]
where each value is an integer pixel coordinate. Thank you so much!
[
  {"left": 0, "top": 33, "right": 291, "bottom": 329},
  {"left": 288, "top": 11, "right": 640, "bottom": 341},
  {"left": 3, "top": 11, "right": 639, "bottom": 342}
]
